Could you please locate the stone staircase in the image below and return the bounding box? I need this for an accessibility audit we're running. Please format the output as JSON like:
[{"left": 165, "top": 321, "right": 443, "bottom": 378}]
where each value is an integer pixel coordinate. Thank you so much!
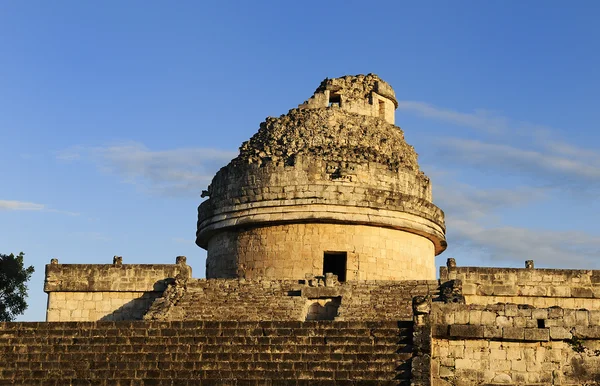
[
  {"left": 0, "top": 320, "right": 414, "bottom": 385},
  {"left": 143, "top": 278, "right": 440, "bottom": 322},
  {"left": 149, "top": 279, "right": 306, "bottom": 321}
]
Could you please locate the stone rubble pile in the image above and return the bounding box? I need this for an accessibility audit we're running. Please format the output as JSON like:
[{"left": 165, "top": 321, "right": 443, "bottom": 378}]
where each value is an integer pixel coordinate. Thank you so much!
[{"left": 236, "top": 109, "right": 419, "bottom": 173}]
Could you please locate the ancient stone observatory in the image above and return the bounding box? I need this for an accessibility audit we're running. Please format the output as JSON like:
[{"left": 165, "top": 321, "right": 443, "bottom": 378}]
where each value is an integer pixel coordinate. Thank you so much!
[{"left": 197, "top": 74, "right": 447, "bottom": 281}]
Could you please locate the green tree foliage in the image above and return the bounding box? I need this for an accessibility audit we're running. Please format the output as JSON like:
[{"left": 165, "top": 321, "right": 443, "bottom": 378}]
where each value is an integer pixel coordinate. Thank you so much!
[{"left": 0, "top": 252, "right": 35, "bottom": 321}]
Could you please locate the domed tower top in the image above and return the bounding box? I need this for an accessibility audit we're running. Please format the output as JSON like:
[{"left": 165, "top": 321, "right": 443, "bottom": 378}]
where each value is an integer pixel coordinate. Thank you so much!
[
  {"left": 299, "top": 74, "right": 398, "bottom": 125},
  {"left": 197, "top": 74, "right": 446, "bottom": 281}
]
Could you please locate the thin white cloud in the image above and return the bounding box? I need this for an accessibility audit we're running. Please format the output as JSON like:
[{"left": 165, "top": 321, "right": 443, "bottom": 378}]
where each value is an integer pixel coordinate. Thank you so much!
[
  {"left": 450, "top": 221, "right": 600, "bottom": 268},
  {"left": 399, "top": 101, "right": 600, "bottom": 268},
  {"left": 397, "top": 100, "right": 558, "bottom": 140},
  {"left": 434, "top": 183, "right": 548, "bottom": 222},
  {"left": 431, "top": 180, "right": 599, "bottom": 268},
  {"left": 0, "top": 200, "right": 80, "bottom": 216},
  {"left": 56, "top": 145, "right": 86, "bottom": 161},
  {"left": 55, "top": 151, "right": 81, "bottom": 161},
  {"left": 46, "top": 208, "right": 81, "bottom": 216},
  {"left": 172, "top": 237, "right": 193, "bottom": 244},
  {"left": 540, "top": 140, "right": 600, "bottom": 164},
  {"left": 70, "top": 231, "right": 111, "bottom": 242},
  {"left": 58, "top": 142, "right": 237, "bottom": 197},
  {"left": 0, "top": 200, "right": 45, "bottom": 211},
  {"left": 396, "top": 101, "right": 511, "bottom": 134},
  {"left": 438, "top": 138, "right": 600, "bottom": 183},
  {"left": 399, "top": 101, "right": 600, "bottom": 179}
]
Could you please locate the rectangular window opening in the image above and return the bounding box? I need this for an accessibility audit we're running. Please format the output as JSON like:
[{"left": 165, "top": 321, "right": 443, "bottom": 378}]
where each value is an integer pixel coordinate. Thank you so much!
[
  {"left": 537, "top": 319, "right": 545, "bottom": 328},
  {"left": 378, "top": 100, "right": 385, "bottom": 118},
  {"left": 328, "top": 93, "right": 341, "bottom": 107},
  {"left": 323, "top": 251, "right": 347, "bottom": 282}
]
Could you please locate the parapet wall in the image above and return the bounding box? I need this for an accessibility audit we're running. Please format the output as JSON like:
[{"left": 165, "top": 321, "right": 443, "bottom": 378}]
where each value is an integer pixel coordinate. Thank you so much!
[
  {"left": 431, "top": 302, "right": 600, "bottom": 385},
  {"left": 441, "top": 265, "right": 600, "bottom": 309},
  {"left": 44, "top": 258, "right": 191, "bottom": 322}
]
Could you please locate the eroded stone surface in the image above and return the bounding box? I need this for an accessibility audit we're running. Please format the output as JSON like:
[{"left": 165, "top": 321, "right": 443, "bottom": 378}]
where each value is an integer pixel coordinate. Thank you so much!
[
  {"left": 197, "top": 74, "right": 446, "bottom": 280},
  {"left": 235, "top": 108, "right": 417, "bottom": 171}
]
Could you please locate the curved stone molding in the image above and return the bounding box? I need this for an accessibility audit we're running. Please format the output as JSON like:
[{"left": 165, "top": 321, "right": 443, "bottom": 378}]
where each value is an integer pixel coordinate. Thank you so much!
[{"left": 197, "top": 203, "right": 446, "bottom": 255}]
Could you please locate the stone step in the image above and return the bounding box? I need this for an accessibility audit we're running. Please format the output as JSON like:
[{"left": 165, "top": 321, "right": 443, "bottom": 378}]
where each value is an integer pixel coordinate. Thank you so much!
[
  {"left": 0, "top": 337, "right": 411, "bottom": 348},
  {"left": 2, "top": 380, "right": 410, "bottom": 386},
  {"left": 4, "top": 342, "right": 412, "bottom": 351},
  {"left": 3, "top": 360, "right": 410, "bottom": 379},
  {"left": 0, "top": 331, "right": 413, "bottom": 342},
  {"left": 0, "top": 327, "right": 412, "bottom": 338},
  {"left": 0, "top": 320, "right": 411, "bottom": 329},
  {"left": 0, "top": 335, "right": 410, "bottom": 347},
  {"left": 1, "top": 357, "right": 411, "bottom": 368},
  {"left": 2, "top": 349, "right": 409, "bottom": 362},
  {"left": 0, "top": 368, "right": 412, "bottom": 382},
  {"left": 0, "top": 369, "right": 409, "bottom": 381},
  {"left": 1, "top": 351, "right": 411, "bottom": 364}
]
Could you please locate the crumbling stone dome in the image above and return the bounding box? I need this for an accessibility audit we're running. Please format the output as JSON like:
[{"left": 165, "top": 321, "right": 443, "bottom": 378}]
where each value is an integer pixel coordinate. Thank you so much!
[{"left": 197, "top": 74, "right": 446, "bottom": 281}]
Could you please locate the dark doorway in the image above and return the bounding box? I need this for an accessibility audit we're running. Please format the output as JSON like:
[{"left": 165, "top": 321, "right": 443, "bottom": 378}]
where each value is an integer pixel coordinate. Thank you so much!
[{"left": 323, "top": 252, "right": 347, "bottom": 282}]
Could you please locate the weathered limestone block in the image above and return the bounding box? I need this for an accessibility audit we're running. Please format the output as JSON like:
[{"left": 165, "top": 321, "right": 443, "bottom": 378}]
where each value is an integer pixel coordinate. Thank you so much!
[
  {"left": 449, "top": 325, "right": 484, "bottom": 338},
  {"left": 523, "top": 328, "right": 549, "bottom": 341}
]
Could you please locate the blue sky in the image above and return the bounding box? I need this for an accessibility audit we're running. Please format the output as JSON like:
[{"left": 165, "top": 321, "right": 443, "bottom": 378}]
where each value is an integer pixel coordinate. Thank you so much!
[{"left": 1, "top": 1, "right": 599, "bottom": 321}]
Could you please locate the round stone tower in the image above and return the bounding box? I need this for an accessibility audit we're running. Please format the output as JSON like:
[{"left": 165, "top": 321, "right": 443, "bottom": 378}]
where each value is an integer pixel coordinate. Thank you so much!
[{"left": 197, "top": 74, "right": 446, "bottom": 281}]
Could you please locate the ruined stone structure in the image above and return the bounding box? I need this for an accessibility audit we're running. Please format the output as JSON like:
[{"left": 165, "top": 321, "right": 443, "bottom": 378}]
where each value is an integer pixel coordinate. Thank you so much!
[
  {"left": 2, "top": 75, "right": 600, "bottom": 385},
  {"left": 44, "top": 257, "right": 191, "bottom": 322},
  {"left": 197, "top": 74, "right": 446, "bottom": 281}
]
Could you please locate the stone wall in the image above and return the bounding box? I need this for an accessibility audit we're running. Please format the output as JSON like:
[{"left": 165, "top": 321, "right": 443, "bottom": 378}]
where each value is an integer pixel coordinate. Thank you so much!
[
  {"left": 198, "top": 141, "right": 444, "bottom": 255},
  {"left": 431, "top": 303, "right": 600, "bottom": 385},
  {"left": 441, "top": 265, "right": 600, "bottom": 309},
  {"left": 207, "top": 223, "right": 436, "bottom": 280},
  {"left": 201, "top": 156, "right": 435, "bottom": 217},
  {"left": 44, "top": 259, "right": 191, "bottom": 321},
  {"left": 198, "top": 153, "right": 445, "bottom": 280},
  {"left": 46, "top": 291, "right": 159, "bottom": 322},
  {"left": 336, "top": 280, "right": 439, "bottom": 321}
]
